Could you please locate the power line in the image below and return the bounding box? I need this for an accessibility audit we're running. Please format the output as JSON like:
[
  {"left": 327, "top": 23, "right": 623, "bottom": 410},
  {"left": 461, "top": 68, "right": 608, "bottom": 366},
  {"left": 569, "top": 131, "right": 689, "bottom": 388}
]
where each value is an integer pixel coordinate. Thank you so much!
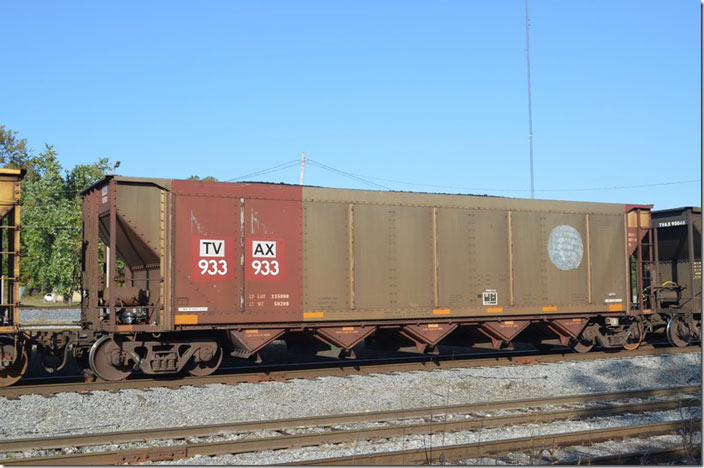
[
  {"left": 225, "top": 160, "right": 299, "bottom": 182},
  {"left": 539, "top": 179, "right": 701, "bottom": 193},
  {"left": 224, "top": 159, "right": 699, "bottom": 194},
  {"left": 225, "top": 158, "right": 391, "bottom": 189},
  {"left": 294, "top": 162, "right": 699, "bottom": 193},
  {"left": 306, "top": 159, "right": 389, "bottom": 190}
]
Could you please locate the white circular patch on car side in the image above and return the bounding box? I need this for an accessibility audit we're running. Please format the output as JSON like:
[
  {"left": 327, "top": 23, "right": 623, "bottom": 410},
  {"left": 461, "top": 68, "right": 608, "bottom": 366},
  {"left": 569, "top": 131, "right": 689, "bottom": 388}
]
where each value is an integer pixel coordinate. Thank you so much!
[{"left": 548, "top": 225, "right": 583, "bottom": 271}]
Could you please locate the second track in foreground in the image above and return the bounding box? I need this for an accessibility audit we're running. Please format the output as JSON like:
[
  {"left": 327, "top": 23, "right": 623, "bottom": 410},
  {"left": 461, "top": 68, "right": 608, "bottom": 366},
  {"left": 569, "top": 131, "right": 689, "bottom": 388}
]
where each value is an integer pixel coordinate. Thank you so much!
[{"left": 1, "top": 344, "right": 697, "bottom": 398}]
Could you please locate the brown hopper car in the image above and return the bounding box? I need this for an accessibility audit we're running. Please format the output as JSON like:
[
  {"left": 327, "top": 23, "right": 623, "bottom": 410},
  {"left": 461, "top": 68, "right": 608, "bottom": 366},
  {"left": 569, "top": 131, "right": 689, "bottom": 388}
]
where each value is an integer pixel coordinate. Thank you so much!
[
  {"left": 0, "top": 173, "right": 700, "bottom": 386},
  {"left": 73, "top": 176, "right": 700, "bottom": 380}
]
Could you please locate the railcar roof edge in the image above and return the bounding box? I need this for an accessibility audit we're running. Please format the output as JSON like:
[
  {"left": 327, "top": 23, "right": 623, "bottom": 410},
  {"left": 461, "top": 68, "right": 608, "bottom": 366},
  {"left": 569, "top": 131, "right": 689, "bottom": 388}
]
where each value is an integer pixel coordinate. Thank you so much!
[
  {"left": 82, "top": 174, "right": 655, "bottom": 211},
  {"left": 0, "top": 168, "right": 26, "bottom": 178},
  {"left": 652, "top": 206, "right": 701, "bottom": 214},
  {"left": 80, "top": 174, "right": 172, "bottom": 195}
]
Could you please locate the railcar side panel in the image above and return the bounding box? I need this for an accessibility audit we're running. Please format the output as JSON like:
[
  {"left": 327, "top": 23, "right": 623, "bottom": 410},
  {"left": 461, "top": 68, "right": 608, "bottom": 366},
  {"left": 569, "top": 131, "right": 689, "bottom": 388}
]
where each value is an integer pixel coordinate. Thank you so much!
[
  {"left": 302, "top": 202, "right": 350, "bottom": 312},
  {"left": 351, "top": 205, "right": 435, "bottom": 313},
  {"left": 352, "top": 204, "right": 399, "bottom": 310},
  {"left": 243, "top": 197, "right": 303, "bottom": 322},
  {"left": 173, "top": 194, "right": 241, "bottom": 325},
  {"left": 543, "top": 213, "right": 589, "bottom": 306},
  {"left": 511, "top": 211, "right": 549, "bottom": 306},
  {"left": 589, "top": 214, "right": 627, "bottom": 309},
  {"left": 436, "top": 208, "right": 509, "bottom": 309},
  {"left": 169, "top": 180, "right": 304, "bottom": 325},
  {"left": 301, "top": 186, "right": 629, "bottom": 320}
]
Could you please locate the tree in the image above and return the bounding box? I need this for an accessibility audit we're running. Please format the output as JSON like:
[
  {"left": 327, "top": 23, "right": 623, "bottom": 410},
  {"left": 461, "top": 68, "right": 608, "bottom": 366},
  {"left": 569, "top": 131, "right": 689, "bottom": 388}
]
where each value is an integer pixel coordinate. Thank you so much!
[
  {"left": 1, "top": 125, "right": 112, "bottom": 299},
  {"left": 0, "top": 125, "right": 31, "bottom": 168},
  {"left": 65, "top": 158, "right": 112, "bottom": 293},
  {"left": 187, "top": 175, "right": 218, "bottom": 181},
  {"left": 21, "top": 145, "right": 71, "bottom": 294},
  {"left": 19, "top": 145, "right": 111, "bottom": 297}
]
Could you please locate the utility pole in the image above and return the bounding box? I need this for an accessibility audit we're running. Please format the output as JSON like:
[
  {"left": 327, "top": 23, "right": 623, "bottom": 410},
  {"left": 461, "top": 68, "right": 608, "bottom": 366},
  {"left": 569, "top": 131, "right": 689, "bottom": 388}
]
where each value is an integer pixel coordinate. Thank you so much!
[
  {"left": 525, "top": 0, "right": 535, "bottom": 199},
  {"left": 300, "top": 151, "right": 306, "bottom": 185}
]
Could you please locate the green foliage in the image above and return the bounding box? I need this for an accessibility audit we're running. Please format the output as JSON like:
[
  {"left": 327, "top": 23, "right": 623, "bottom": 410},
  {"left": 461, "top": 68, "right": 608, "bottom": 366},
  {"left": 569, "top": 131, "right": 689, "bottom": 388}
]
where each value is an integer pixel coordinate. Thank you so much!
[
  {"left": 187, "top": 175, "right": 218, "bottom": 181},
  {"left": 17, "top": 142, "right": 111, "bottom": 295},
  {"left": 0, "top": 125, "right": 31, "bottom": 168}
]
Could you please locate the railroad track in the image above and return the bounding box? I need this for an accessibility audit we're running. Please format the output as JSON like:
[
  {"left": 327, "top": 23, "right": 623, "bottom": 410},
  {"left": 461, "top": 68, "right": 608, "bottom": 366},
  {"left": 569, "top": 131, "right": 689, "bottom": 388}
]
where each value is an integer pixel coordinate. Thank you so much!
[
  {"left": 1, "top": 344, "right": 698, "bottom": 398},
  {"left": 1, "top": 384, "right": 700, "bottom": 465},
  {"left": 292, "top": 421, "right": 702, "bottom": 465},
  {"left": 578, "top": 446, "right": 702, "bottom": 465}
]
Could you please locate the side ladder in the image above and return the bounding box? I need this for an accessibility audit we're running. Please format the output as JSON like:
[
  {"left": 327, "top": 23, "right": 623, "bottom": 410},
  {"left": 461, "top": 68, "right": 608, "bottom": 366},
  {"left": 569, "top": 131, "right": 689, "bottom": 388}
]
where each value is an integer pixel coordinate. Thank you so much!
[
  {"left": 0, "top": 169, "right": 23, "bottom": 331},
  {"left": 628, "top": 207, "right": 656, "bottom": 312}
]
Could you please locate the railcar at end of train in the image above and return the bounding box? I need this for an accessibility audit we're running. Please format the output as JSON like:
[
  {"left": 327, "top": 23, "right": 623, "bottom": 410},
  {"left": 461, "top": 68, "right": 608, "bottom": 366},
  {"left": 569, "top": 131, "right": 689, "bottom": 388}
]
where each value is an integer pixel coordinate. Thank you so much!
[
  {"left": 0, "top": 173, "right": 700, "bottom": 386},
  {"left": 0, "top": 168, "right": 27, "bottom": 387}
]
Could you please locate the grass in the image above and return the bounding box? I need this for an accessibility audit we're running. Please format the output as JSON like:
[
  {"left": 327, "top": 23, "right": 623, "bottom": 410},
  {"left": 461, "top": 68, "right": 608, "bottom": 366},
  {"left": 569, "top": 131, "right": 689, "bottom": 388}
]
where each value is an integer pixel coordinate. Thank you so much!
[{"left": 20, "top": 294, "right": 76, "bottom": 308}]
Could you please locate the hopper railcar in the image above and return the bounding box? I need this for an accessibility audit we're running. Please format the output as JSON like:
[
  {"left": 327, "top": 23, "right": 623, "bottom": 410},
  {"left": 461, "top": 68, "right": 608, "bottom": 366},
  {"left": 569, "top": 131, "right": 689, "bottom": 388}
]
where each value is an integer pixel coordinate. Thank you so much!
[
  {"left": 72, "top": 176, "right": 700, "bottom": 381},
  {"left": 0, "top": 173, "right": 700, "bottom": 386},
  {"left": 651, "top": 207, "right": 701, "bottom": 346},
  {"left": 0, "top": 169, "right": 25, "bottom": 386}
]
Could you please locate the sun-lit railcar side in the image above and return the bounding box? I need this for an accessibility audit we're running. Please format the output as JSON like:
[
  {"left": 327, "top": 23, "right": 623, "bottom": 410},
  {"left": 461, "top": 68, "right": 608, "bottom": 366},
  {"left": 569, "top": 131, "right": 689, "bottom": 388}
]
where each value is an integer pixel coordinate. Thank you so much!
[{"left": 74, "top": 176, "right": 700, "bottom": 381}]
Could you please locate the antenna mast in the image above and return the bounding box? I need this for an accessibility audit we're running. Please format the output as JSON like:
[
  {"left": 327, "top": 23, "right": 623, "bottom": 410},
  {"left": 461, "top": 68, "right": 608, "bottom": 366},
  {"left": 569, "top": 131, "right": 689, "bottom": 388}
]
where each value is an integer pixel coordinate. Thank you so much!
[{"left": 525, "top": 0, "right": 535, "bottom": 199}]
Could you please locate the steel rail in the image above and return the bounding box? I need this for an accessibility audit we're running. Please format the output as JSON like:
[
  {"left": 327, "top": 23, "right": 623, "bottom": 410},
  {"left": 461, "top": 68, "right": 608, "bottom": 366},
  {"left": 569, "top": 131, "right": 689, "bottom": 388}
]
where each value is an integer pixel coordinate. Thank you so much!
[
  {"left": 2, "top": 396, "right": 699, "bottom": 465},
  {"left": 585, "top": 445, "right": 701, "bottom": 465},
  {"left": 1, "top": 344, "right": 698, "bottom": 398},
  {"left": 291, "top": 420, "right": 702, "bottom": 466},
  {"left": 0, "top": 384, "right": 698, "bottom": 453},
  {"left": 0, "top": 384, "right": 699, "bottom": 453}
]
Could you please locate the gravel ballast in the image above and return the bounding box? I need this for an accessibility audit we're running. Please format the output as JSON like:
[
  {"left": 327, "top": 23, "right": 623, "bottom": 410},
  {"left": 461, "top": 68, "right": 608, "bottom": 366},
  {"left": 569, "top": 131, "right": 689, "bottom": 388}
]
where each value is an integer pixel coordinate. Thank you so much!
[
  {"left": 0, "top": 351, "right": 700, "bottom": 464},
  {"left": 18, "top": 308, "right": 80, "bottom": 325}
]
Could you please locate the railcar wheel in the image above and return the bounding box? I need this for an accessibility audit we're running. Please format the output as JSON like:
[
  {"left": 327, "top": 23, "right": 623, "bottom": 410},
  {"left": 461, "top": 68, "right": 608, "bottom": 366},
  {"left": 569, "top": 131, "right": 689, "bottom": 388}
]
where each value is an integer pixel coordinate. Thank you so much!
[
  {"left": 666, "top": 317, "right": 691, "bottom": 348},
  {"left": 0, "top": 336, "right": 30, "bottom": 387},
  {"left": 185, "top": 343, "right": 223, "bottom": 377},
  {"left": 89, "top": 336, "right": 136, "bottom": 381},
  {"left": 569, "top": 338, "right": 594, "bottom": 353},
  {"left": 623, "top": 320, "right": 645, "bottom": 351}
]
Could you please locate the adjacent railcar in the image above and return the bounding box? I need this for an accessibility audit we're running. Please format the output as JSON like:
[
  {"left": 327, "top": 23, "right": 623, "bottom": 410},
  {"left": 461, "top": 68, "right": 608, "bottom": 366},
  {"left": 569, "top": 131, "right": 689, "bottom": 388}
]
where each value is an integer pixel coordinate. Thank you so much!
[
  {"left": 652, "top": 207, "right": 701, "bottom": 346},
  {"left": 0, "top": 168, "right": 25, "bottom": 386},
  {"left": 74, "top": 176, "right": 698, "bottom": 381}
]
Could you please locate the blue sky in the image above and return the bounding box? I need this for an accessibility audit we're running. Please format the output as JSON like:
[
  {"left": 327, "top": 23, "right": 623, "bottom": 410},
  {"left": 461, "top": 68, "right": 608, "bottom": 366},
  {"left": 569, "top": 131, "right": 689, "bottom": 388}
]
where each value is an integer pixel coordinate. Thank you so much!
[{"left": 2, "top": 0, "right": 700, "bottom": 209}]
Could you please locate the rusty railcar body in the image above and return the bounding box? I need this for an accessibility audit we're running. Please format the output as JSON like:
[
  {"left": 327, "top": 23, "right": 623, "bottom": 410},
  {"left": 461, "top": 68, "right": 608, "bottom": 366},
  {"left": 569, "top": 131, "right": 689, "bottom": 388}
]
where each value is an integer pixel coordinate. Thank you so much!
[
  {"left": 0, "top": 168, "right": 25, "bottom": 386},
  {"left": 72, "top": 176, "right": 701, "bottom": 381}
]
